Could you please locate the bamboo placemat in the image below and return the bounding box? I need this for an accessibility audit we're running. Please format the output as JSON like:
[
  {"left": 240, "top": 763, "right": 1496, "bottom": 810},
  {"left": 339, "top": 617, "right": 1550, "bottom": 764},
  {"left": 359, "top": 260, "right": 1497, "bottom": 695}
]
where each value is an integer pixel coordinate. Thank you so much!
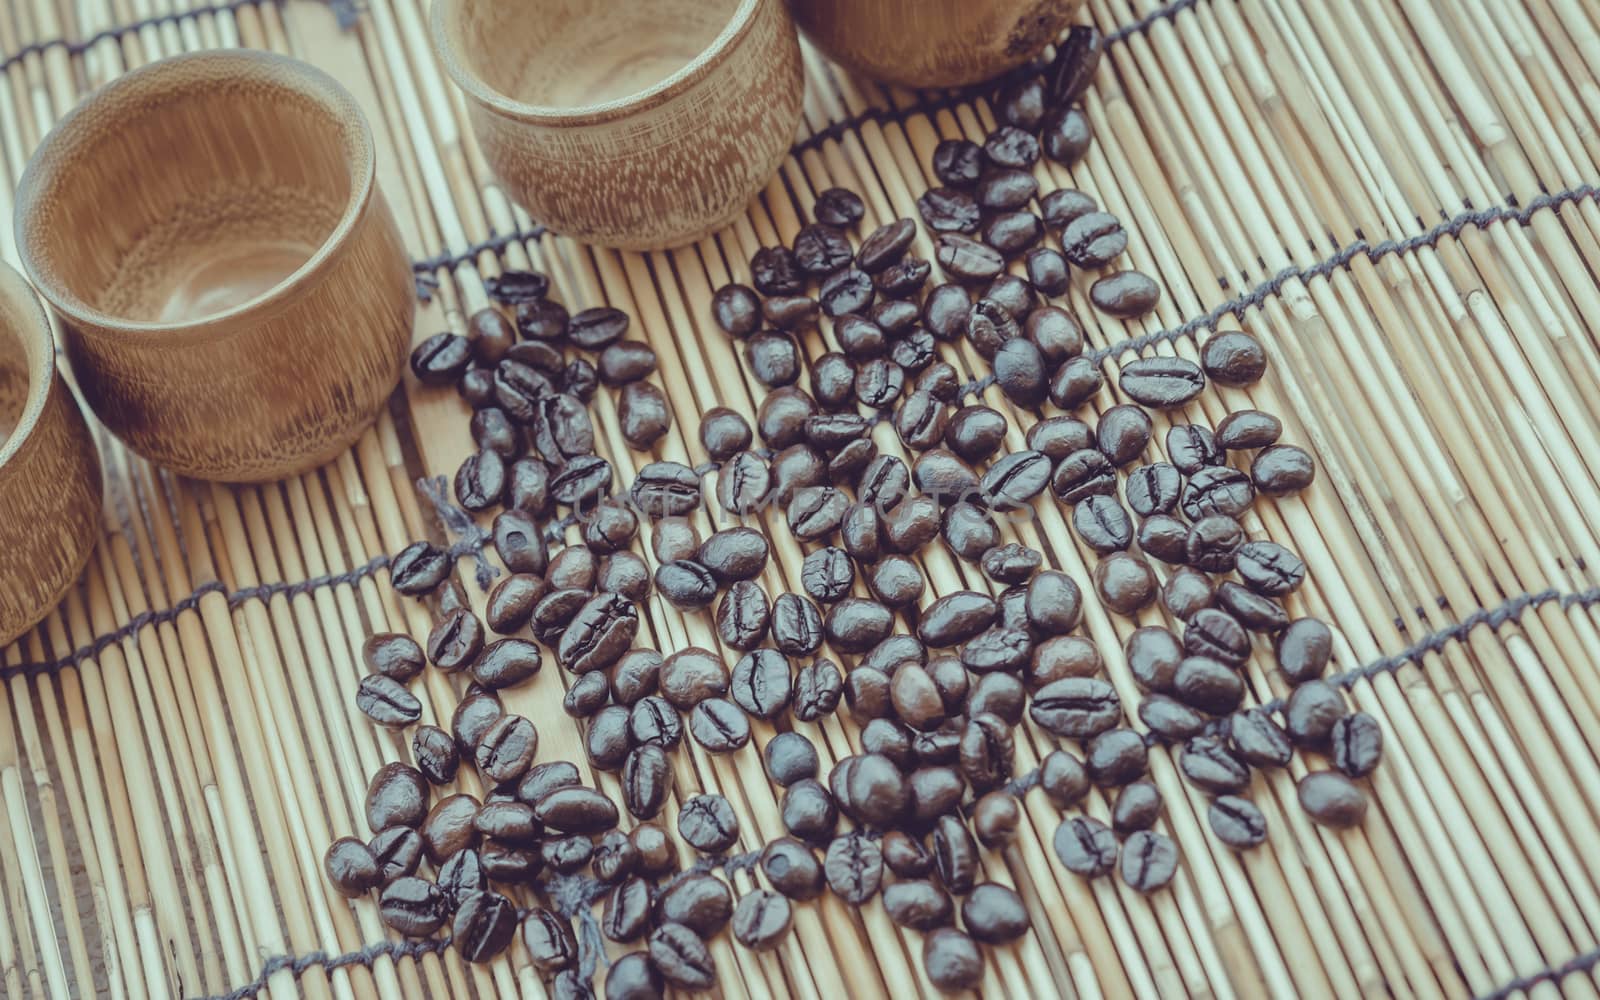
[{"left": 2, "top": 0, "right": 1600, "bottom": 997}]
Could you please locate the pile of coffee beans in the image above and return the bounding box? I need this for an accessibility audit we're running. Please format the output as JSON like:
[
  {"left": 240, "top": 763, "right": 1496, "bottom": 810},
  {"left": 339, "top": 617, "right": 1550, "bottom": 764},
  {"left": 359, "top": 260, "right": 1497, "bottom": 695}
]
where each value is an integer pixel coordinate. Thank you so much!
[{"left": 324, "top": 23, "right": 1382, "bottom": 997}]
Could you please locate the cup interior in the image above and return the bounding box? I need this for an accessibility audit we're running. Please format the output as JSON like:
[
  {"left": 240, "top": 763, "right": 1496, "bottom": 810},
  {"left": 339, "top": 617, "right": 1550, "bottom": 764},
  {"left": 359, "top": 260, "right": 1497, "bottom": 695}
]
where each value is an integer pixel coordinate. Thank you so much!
[
  {"left": 0, "top": 285, "right": 45, "bottom": 455},
  {"left": 17, "top": 52, "right": 371, "bottom": 329},
  {"left": 443, "top": 0, "right": 746, "bottom": 112}
]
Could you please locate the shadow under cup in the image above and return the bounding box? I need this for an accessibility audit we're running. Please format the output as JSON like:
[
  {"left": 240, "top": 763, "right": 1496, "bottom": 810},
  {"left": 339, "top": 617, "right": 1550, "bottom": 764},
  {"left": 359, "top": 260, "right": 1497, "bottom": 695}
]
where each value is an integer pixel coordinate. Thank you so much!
[
  {"left": 14, "top": 50, "right": 414, "bottom": 483},
  {"left": 0, "top": 264, "right": 101, "bottom": 647}
]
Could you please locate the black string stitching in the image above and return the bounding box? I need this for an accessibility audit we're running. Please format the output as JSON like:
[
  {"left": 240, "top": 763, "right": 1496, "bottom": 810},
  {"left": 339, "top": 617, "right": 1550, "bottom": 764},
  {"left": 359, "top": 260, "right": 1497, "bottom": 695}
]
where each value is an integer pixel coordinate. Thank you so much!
[
  {"left": 0, "top": 0, "right": 278, "bottom": 75},
  {"left": 197, "top": 581, "right": 1600, "bottom": 999},
  {"left": 1473, "top": 944, "right": 1600, "bottom": 1000}
]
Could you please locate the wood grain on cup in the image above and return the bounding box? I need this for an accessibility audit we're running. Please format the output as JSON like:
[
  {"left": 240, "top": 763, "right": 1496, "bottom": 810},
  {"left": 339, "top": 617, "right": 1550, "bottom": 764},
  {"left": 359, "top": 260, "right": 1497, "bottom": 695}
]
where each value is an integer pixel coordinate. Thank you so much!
[
  {"left": 0, "top": 263, "right": 101, "bottom": 647},
  {"left": 432, "top": 0, "right": 805, "bottom": 251},
  {"left": 787, "top": 0, "right": 1081, "bottom": 88},
  {"left": 13, "top": 50, "right": 413, "bottom": 483}
]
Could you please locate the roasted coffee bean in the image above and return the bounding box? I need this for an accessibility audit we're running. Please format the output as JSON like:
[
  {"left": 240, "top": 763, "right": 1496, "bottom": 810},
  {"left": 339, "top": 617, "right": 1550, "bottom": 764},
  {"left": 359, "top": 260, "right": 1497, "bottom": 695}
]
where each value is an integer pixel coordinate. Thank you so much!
[
  {"left": 1208, "top": 794, "right": 1268, "bottom": 849},
  {"left": 922, "top": 926, "right": 983, "bottom": 992},
  {"left": 1050, "top": 355, "right": 1105, "bottom": 411},
  {"left": 1054, "top": 816, "right": 1118, "bottom": 877},
  {"left": 547, "top": 546, "right": 598, "bottom": 591},
  {"left": 531, "top": 395, "right": 595, "bottom": 465},
  {"left": 838, "top": 752, "right": 907, "bottom": 829},
  {"left": 710, "top": 581, "right": 768, "bottom": 652},
  {"left": 482, "top": 842, "right": 542, "bottom": 885},
  {"left": 992, "top": 336, "right": 1049, "bottom": 407},
  {"left": 793, "top": 222, "right": 854, "bottom": 275},
  {"left": 1053, "top": 447, "right": 1117, "bottom": 505},
  {"left": 966, "top": 672, "right": 1027, "bottom": 726},
  {"left": 1215, "top": 582, "right": 1289, "bottom": 633},
  {"left": 880, "top": 494, "right": 937, "bottom": 553},
  {"left": 960, "top": 626, "right": 1031, "bottom": 675},
  {"left": 420, "top": 793, "right": 481, "bottom": 864},
  {"left": 807, "top": 354, "right": 857, "bottom": 415},
  {"left": 1162, "top": 567, "right": 1216, "bottom": 621},
  {"left": 763, "top": 732, "right": 819, "bottom": 788},
  {"left": 364, "top": 632, "right": 426, "bottom": 684},
  {"left": 412, "top": 725, "right": 460, "bottom": 785},
  {"left": 600, "top": 876, "right": 653, "bottom": 943},
  {"left": 1060, "top": 211, "right": 1127, "bottom": 268},
  {"left": 917, "top": 187, "right": 982, "bottom": 234},
  {"left": 657, "top": 646, "right": 728, "bottom": 708},
  {"left": 617, "top": 382, "right": 671, "bottom": 450},
  {"left": 549, "top": 455, "right": 614, "bottom": 508},
  {"left": 820, "top": 266, "right": 875, "bottom": 317},
  {"left": 1331, "top": 712, "right": 1383, "bottom": 777},
  {"left": 470, "top": 407, "right": 522, "bottom": 460},
  {"left": 381, "top": 876, "right": 447, "bottom": 937},
  {"left": 942, "top": 502, "right": 1000, "bottom": 562},
  {"left": 598, "top": 553, "right": 651, "bottom": 604},
  {"left": 793, "top": 660, "right": 844, "bottom": 723},
  {"left": 781, "top": 779, "right": 839, "bottom": 842},
  {"left": 974, "top": 167, "right": 1037, "bottom": 211},
  {"left": 751, "top": 246, "right": 804, "bottom": 296},
  {"left": 1251, "top": 444, "right": 1316, "bottom": 496},
  {"left": 524, "top": 908, "right": 579, "bottom": 972},
  {"left": 981, "top": 542, "right": 1041, "bottom": 585},
  {"left": 1138, "top": 513, "right": 1190, "bottom": 565},
  {"left": 485, "top": 269, "right": 548, "bottom": 304},
  {"left": 969, "top": 790, "right": 1020, "bottom": 849},
  {"left": 958, "top": 713, "right": 1014, "bottom": 792},
  {"left": 840, "top": 504, "right": 882, "bottom": 564},
  {"left": 867, "top": 555, "right": 924, "bottom": 608},
  {"left": 1230, "top": 708, "right": 1293, "bottom": 767},
  {"left": 557, "top": 594, "right": 638, "bottom": 674},
  {"left": 561, "top": 306, "right": 627, "bottom": 353},
  {"left": 1041, "top": 103, "right": 1092, "bottom": 163},
  {"left": 935, "top": 233, "right": 1005, "bottom": 284},
  {"left": 800, "top": 547, "right": 854, "bottom": 605},
  {"left": 1040, "top": 188, "right": 1099, "bottom": 231},
  {"left": 890, "top": 662, "right": 946, "bottom": 731},
  {"left": 1091, "top": 270, "right": 1161, "bottom": 317},
  {"left": 932, "top": 137, "right": 984, "bottom": 187},
  {"left": 1162, "top": 427, "right": 1217, "bottom": 478},
  {"left": 983, "top": 123, "right": 1039, "bottom": 168},
  {"left": 452, "top": 691, "right": 504, "bottom": 757},
  {"left": 507, "top": 338, "right": 566, "bottom": 375},
  {"left": 892, "top": 390, "right": 947, "bottom": 451},
  {"left": 983, "top": 210, "right": 1044, "bottom": 257},
  {"left": 1029, "top": 636, "right": 1102, "bottom": 687},
  {"left": 535, "top": 786, "right": 619, "bottom": 834},
  {"left": 1119, "top": 830, "right": 1178, "bottom": 894},
  {"left": 788, "top": 486, "right": 850, "bottom": 541},
  {"left": 883, "top": 879, "right": 953, "bottom": 930},
  {"left": 366, "top": 763, "right": 429, "bottom": 831},
  {"left": 815, "top": 186, "right": 866, "bottom": 227},
  {"left": 745, "top": 331, "right": 801, "bottom": 387},
  {"left": 438, "top": 847, "right": 488, "bottom": 914},
  {"left": 770, "top": 592, "right": 824, "bottom": 658},
  {"left": 1119, "top": 356, "right": 1205, "bottom": 409},
  {"left": 732, "top": 889, "right": 792, "bottom": 951},
  {"left": 368, "top": 826, "right": 423, "bottom": 884},
  {"left": 1276, "top": 617, "right": 1331, "bottom": 683},
  {"left": 712, "top": 283, "right": 762, "bottom": 338},
  {"left": 1037, "top": 749, "right": 1089, "bottom": 810},
  {"left": 834, "top": 314, "right": 887, "bottom": 360},
  {"left": 715, "top": 452, "right": 771, "bottom": 515},
  {"left": 474, "top": 800, "right": 539, "bottom": 845},
  {"left": 391, "top": 541, "right": 450, "bottom": 596},
  {"left": 1086, "top": 728, "right": 1148, "bottom": 786},
  {"left": 1126, "top": 626, "right": 1183, "bottom": 692},
  {"left": 411, "top": 331, "right": 472, "bottom": 384},
  {"left": 1298, "top": 771, "right": 1368, "bottom": 828},
  {"left": 603, "top": 951, "right": 659, "bottom": 1000},
  {"left": 918, "top": 591, "right": 997, "bottom": 648},
  {"left": 853, "top": 358, "right": 905, "bottom": 410},
  {"left": 965, "top": 297, "right": 1019, "bottom": 359},
  {"left": 1096, "top": 405, "right": 1153, "bottom": 467},
  {"left": 542, "top": 835, "right": 594, "bottom": 875},
  {"left": 1285, "top": 680, "right": 1347, "bottom": 748},
  {"left": 1201, "top": 330, "right": 1267, "bottom": 386},
  {"left": 1095, "top": 551, "right": 1157, "bottom": 615},
  {"left": 1031, "top": 677, "right": 1120, "bottom": 738},
  {"left": 693, "top": 411, "right": 750, "bottom": 466},
  {"left": 475, "top": 714, "right": 537, "bottom": 785},
  {"left": 627, "top": 696, "right": 683, "bottom": 750},
  {"left": 1047, "top": 22, "right": 1103, "bottom": 102},
  {"left": 1111, "top": 781, "right": 1164, "bottom": 835},
  {"left": 825, "top": 597, "right": 896, "bottom": 653},
  {"left": 491, "top": 359, "right": 551, "bottom": 423},
  {"left": 1185, "top": 515, "right": 1245, "bottom": 573},
  {"left": 851, "top": 216, "right": 914, "bottom": 272},
  {"left": 484, "top": 574, "right": 542, "bottom": 635},
  {"left": 324, "top": 837, "right": 382, "bottom": 897},
  {"left": 889, "top": 328, "right": 936, "bottom": 370},
  {"left": 1025, "top": 571, "right": 1083, "bottom": 635},
  {"left": 474, "top": 636, "right": 544, "bottom": 689},
  {"left": 527, "top": 588, "right": 587, "bottom": 644},
  {"left": 725, "top": 648, "right": 789, "bottom": 719},
  {"left": 504, "top": 460, "right": 553, "bottom": 518},
  {"left": 628, "top": 461, "right": 702, "bottom": 519},
  {"left": 357, "top": 674, "right": 421, "bottom": 729},
  {"left": 516, "top": 761, "right": 580, "bottom": 808},
  {"left": 857, "top": 453, "right": 912, "bottom": 508},
  {"left": 1180, "top": 468, "right": 1254, "bottom": 524},
  {"left": 761, "top": 836, "right": 825, "bottom": 900},
  {"left": 1214, "top": 409, "right": 1282, "bottom": 451},
  {"left": 649, "top": 922, "right": 716, "bottom": 990},
  {"left": 1173, "top": 656, "right": 1246, "bottom": 715},
  {"left": 1180, "top": 735, "right": 1251, "bottom": 793},
  {"left": 1236, "top": 541, "right": 1308, "bottom": 597},
  {"left": 690, "top": 698, "right": 751, "bottom": 753},
  {"left": 658, "top": 873, "right": 734, "bottom": 937},
  {"left": 515, "top": 298, "right": 569, "bottom": 341},
  {"left": 1073, "top": 494, "right": 1134, "bottom": 554},
  {"left": 957, "top": 882, "right": 1028, "bottom": 944}
]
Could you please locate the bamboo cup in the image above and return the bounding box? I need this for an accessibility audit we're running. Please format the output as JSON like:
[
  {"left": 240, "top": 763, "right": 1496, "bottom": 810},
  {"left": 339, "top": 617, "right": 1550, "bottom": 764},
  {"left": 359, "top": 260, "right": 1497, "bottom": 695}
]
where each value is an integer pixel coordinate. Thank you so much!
[
  {"left": 13, "top": 50, "right": 414, "bottom": 483},
  {"left": 430, "top": 0, "right": 806, "bottom": 250},
  {"left": 786, "top": 0, "right": 1082, "bottom": 88},
  {"left": 0, "top": 261, "right": 102, "bottom": 646}
]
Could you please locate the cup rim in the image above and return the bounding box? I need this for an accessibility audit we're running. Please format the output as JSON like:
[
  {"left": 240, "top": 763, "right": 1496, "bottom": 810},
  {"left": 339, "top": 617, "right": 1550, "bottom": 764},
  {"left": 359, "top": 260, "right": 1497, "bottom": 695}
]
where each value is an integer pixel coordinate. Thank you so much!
[
  {"left": 12, "top": 49, "right": 377, "bottom": 343},
  {"left": 0, "top": 262, "right": 60, "bottom": 471},
  {"left": 430, "top": 0, "right": 761, "bottom": 125}
]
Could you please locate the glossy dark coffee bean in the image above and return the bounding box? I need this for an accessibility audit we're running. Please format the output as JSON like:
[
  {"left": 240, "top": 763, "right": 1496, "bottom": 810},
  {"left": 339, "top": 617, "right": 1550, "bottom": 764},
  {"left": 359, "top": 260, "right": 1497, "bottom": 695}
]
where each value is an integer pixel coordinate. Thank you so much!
[
  {"left": 1201, "top": 330, "right": 1268, "bottom": 386},
  {"left": 793, "top": 659, "right": 844, "bottom": 723},
  {"left": 659, "top": 873, "right": 734, "bottom": 936},
  {"left": 883, "top": 879, "right": 953, "bottom": 930},
  {"left": 768, "top": 592, "right": 823, "bottom": 659},
  {"left": 780, "top": 778, "right": 838, "bottom": 842},
  {"left": 411, "top": 331, "right": 472, "bottom": 384},
  {"left": 850, "top": 215, "right": 913, "bottom": 272},
  {"left": 800, "top": 547, "right": 854, "bottom": 604},
  {"left": 412, "top": 725, "right": 459, "bottom": 786},
  {"left": 391, "top": 541, "right": 450, "bottom": 596},
  {"left": 505, "top": 459, "right": 553, "bottom": 517},
  {"left": 1061, "top": 211, "right": 1127, "bottom": 268},
  {"left": 967, "top": 671, "right": 1027, "bottom": 725},
  {"left": 981, "top": 542, "right": 1041, "bottom": 585},
  {"left": 474, "top": 800, "right": 539, "bottom": 845},
  {"left": 652, "top": 561, "right": 714, "bottom": 611},
  {"left": 731, "top": 889, "right": 792, "bottom": 952},
  {"left": 826, "top": 597, "right": 896, "bottom": 653},
  {"left": 603, "top": 951, "right": 659, "bottom": 1000},
  {"left": 992, "top": 336, "right": 1049, "bottom": 407},
  {"left": 793, "top": 222, "right": 854, "bottom": 276},
  {"left": 852, "top": 358, "right": 904, "bottom": 410},
  {"left": 965, "top": 297, "right": 1019, "bottom": 359},
  {"left": 1050, "top": 356, "right": 1104, "bottom": 411},
  {"left": 1054, "top": 816, "right": 1118, "bottom": 877},
  {"left": 1236, "top": 540, "right": 1307, "bottom": 596},
  {"left": 1025, "top": 570, "right": 1083, "bottom": 635},
  {"left": 1118, "top": 356, "right": 1205, "bottom": 409},
  {"left": 357, "top": 674, "right": 421, "bottom": 729},
  {"left": 751, "top": 246, "right": 804, "bottom": 296},
  {"left": 557, "top": 593, "right": 637, "bottom": 674},
  {"left": 546, "top": 547, "right": 597, "bottom": 592},
  {"left": 483, "top": 574, "right": 542, "bottom": 635},
  {"left": 1030, "top": 636, "right": 1101, "bottom": 687},
  {"left": 515, "top": 297, "right": 569, "bottom": 342},
  {"left": 931, "top": 137, "right": 984, "bottom": 187},
  {"left": 1086, "top": 728, "right": 1148, "bottom": 787},
  {"left": 942, "top": 502, "right": 999, "bottom": 562},
  {"left": 715, "top": 452, "right": 771, "bottom": 515},
  {"left": 368, "top": 826, "right": 423, "bottom": 884},
  {"left": 939, "top": 406, "right": 1003, "bottom": 466},
  {"left": 960, "top": 626, "right": 1032, "bottom": 675},
  {"left": 598, "top": 552, "right": 651, "bottom": 604},
  {"left": 857, "top": 453, "right": 911, "bottom": 508},
  {"left": 1040, "top": 188, "right": 1099, "bottom": 231},
  {"left": 982, "top": 123, "right": 1038, "bottom": 168},
  {"left": 475, "top": 714, "right": 538, "bottom": 785},
  {"left": 834, "top": 314, "right": 887, "bottom": 360},
  {"left": 473, "top": 636, "right": 543, "bottom": 689},
  {"left": 1276, "top": 617, "right": 1332, "bottom": 683},
  {"left": 1185, "top": 514, "right": 1245, "bottom": 572},
  {"left": 725, "top": 648, "right": 788, "bottom": 720},
  {"left": 788, "top": 485, "right": 850, "bottom": 541},
  {"left": 1095, "top": 551, "right": 1157, "bottom": 615},
  {"left": 1252, "top": 444, "right": 1316, "bottom": 496},
  {"left": 380, "top": 876, "right": 446, "bottom": 936},
  {"left": 918, "top": 591, "right": 997, "bottom": 647},
  {"left": 689, "top": 698, "right": 751, "bottom": 753},
  {"left": 961, "top": 882, "right": 1030, "bottom": 943},
  {"left": 542, "top": 835, "right": 595, "bottom": 875},
  {"left": 1041, "top": 104, "right": 1092, "bottom": 164},
  {"left": 1331, "top": 712, "right": 1383, "bottom": 777},
  {"left": 1111, "top": 781, "right": 1164, "bottom": 835},
  {"left": 1119, "top": 830, "right": 1178, "bottom": 894},
  {"left": 1138, "top": 514, "right": 1190, "bottom": 565},
  {"left": 1092, "top": 407, "right": 1150, "bottom": 468},
  {"left": 923, "top": 927, "right": 983, "bottom": 992},
  {"left": 531, "top": 394, "right": 595, "bottom": 465},
  {"left": 490, "top": 358, "right": 551, "bottom": 424},
  {"left": 889, "top": 328, "right": 936, "bottom": 370},
  {"left": 649, "top": 923, "right": 716, "bottom": 991},
  {"left": 366, "top": 762, "right": 429, "bottom": 831},
  {"left": 657, "top": 646, "right": 728, "bottom": 709},
  {"left": 1162, "top": 567, "right": 1216, "bottom": 621},
  {"left": 1209, "top": 794, "right": 1268, "bottom": 849},
  {"left": 698, "top": 408, "right": 753, "bottom": 464},
  {"left": 617, "top": 381, "right": 671, "bottom": 450},
  {"left": 535, "top": 786, "right": 619, "bottom": 834},
  {"left": 483, "top": 842, "right": 543, "bottom": 884},
  {"left": 324, "top": 837, "right": 382, "bottom": 897},
  {"left": 815, "top": 186, "right": 865, "bottom": 227},
  {"left": 866, "top": 555, "right": 924, "bottom": 609},
  {"left": 761, "top": 836, "right": 824, "bottom": 901},
  {"left": 454, "top": 889, "right": 518, "bottom": 962},
  {"left": 983, "top": 210, "right": 1044, "bottom": 257},
  {"left": 762, "top": 732, "right": 819, "bottom": 789},
  {"left": 1180, "top": 735, "right": 1251, "bottom": 793},
  {"left": 712, "top": 283, "right": 762, "bottom": 337},
  {"left": 1173, "top": 656, "right": 1245, "bottom": 715},
  {"left": 1030, "top": 677, "right": 1120, "bottom": 738},
  {"left": 917, "top": 187, "right": 982, "bottom": 234},
  {"left": 959, "top": 712, "right": 1014, "bottom": 792},
  {"left": 1073, "top": 494, "right": 1134, "bottom": 554},
  {"left": 452, "top": 691, "right": 504, "bottom": 757},
  {"left": 820, "top": 266, "right": 875, "bottom": 317},
  {"left": 515, "top": 761, "right": 580, "bottom": 808},
  {"left": 710, "top": 580, "right": 768, "bottom": 652},
  {"left": 421, "top": 793, "right": 482, "bottom": 865},
  {"left": 1023, "top": 245, "right": 1070, "bottom": 295},
  {"left": 524, "top": 908, "right": 579, "bottom": 972},
  {"left": 1216, "top": 582, "right": 1289, "bottom": 633},
  {"left": 677, "top": 793, "right": 740, "bottom": 854},
  {"left": 1090, "top": 270, "right": 1161, "bottom": 318},
  {"left": 935, "top": 233, "right": 1005, "bottom": 284},
  {"left": 563, "top": 358, "right": 601, "bottom": 400},
  {"left": 470, "top": 406, "right": 522, "bottom": 460},
  {"left": 1047, "top": 22, "right": 1103, "bottom": 102},
  {"left": 892, "top": 390, "right": 947, "bottom": 451},
  {"left": 746, "top": 331, "right": 802, "bottom": 387},
  {"left": 603, "top": 876, "right": 653, "bottom": 942},
  {"left": 1039, "top": 749, "right": 1090, "bottom": 809},
  {"left": 1224, "top": 708, "right": 1290, "bottom": 768},
  {"left": 1053, "top": 447, "right": 1117, "bottom": 505},
  {"left": 840, "top": 504, "right": 882, "bottom": 564},
  {"left": 974, "top": 167, "right": 1037, "bottom": 211},
  {"left": 1179, "top": 468, "right": 1253, "bottom": 524},
  {"left": 627, "top": 696, "right": 683, "bottom": 750},
  {"left": 1126, "top": 626, "right": 1183, "bottom": 692},
  {"left": 1298, "top": 771, "right": 1368, "bottom": 828},
  {"left": 1285, "top": 680, "right": 1347, "bottom": 748},
  {"left": 364, "top": 632, "right": 426, "bottom": 684},
  {"left": 1214, "top": 409, "right": 1282, "bottom": 451},
  {"left": 549, "top": 455, "right": 614, "bottom": 509},
  {"left": 839, "top": 752, "right": 909, "bottom": 829}
]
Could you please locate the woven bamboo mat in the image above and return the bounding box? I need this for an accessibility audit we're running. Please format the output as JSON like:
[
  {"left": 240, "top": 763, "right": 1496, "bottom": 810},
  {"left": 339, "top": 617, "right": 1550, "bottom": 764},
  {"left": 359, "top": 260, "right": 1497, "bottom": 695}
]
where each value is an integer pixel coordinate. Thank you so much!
[{"left": 2, "top": 0, "right": 1600, "bottom": 996}]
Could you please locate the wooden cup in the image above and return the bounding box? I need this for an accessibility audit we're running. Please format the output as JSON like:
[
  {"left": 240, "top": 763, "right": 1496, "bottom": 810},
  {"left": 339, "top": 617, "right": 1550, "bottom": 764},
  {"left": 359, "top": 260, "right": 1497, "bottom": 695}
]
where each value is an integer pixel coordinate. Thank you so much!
[
  {"left": 786, "top": 0, "right": 1082, "bottom": 88},
  {"left": 13, "top": 50, "right": 414, "bottom": 482},
  {"left": 0, "top": 262, "right": 102, "bottom": 647},
  {"left": 431, "top": 0, "right": 805, "bottom": 250}
]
